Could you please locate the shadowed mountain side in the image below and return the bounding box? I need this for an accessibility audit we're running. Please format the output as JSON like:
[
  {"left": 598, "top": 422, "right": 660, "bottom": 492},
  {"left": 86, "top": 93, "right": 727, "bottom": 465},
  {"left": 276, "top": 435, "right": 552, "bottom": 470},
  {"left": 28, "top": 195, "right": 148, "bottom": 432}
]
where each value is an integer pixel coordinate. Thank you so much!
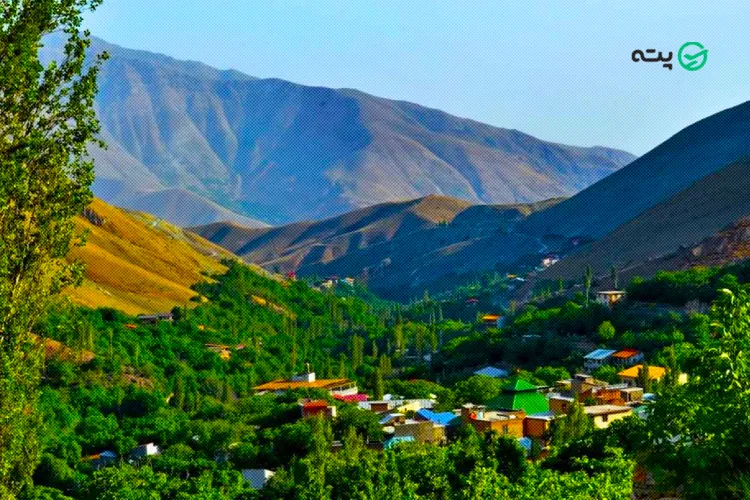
[
  {"left": 540, "top": 159, "right": 750, "bottom": 282},
  {"left": 194, "top": 195, "right": 560, "bottom": 299},
  {"left": 521, "top": 100, "right": 750, "bottom": 240},
  {"left": 46, "top": 36, "right": 635, "bottom": 225}
]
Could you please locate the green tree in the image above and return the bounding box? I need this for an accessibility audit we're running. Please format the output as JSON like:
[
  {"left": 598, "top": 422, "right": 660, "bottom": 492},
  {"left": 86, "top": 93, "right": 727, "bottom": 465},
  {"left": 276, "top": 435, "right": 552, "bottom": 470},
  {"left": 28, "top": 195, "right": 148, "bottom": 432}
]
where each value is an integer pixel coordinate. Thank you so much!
[
  {"left": 0, "top": 2, "right": 106, "bottom": 495},
  {"left": 641, "top": 288, "right": 750, "bottom": 499},
  {"left": 636, "top": 361, "right": 652, "bottom": 393},
  {"left": 583, "top": 266, "right": 593, "bottom": 307},
  {"left": 597, "top": 320, "right": 616, "bottom": 342},
  {"left": 551, "top": 400, "right": 592, "bottom": 447}
]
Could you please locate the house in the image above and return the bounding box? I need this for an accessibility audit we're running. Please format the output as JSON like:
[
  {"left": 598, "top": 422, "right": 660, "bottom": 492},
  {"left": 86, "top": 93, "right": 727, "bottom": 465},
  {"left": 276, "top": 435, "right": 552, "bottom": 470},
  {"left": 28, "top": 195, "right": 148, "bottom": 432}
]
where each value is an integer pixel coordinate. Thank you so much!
[
  {"left": 299, "top": 399, "right": 337, "bottom": 419},
  {"left": 480, "top": 314, "right": 504, "bottom": 328},
  {"left": 253, "top": 372, "right": 359, "bottom": 397},
  {"left": 610, "top": 349, "right": 645, "bottom": 368},
  {"left": 130, "top": 443, "right": 160, "bottom": 460},
  {"left": 620, "top": 387, "right": 644, "bottom": 403},
  {"left": 333, "top": 393, "right": 368, "bottom": 403},
  {"left": 379, "top": 413, "right": 407, "bottom": 427},
  {"left": 548, "top": 394, "right": 575, "bottom": 415},
  {"left": 136, "top": 312, "right": 173, "bottom": 324},
  {"left": 84, "top": 450, "right": 117, "bottom": 469},
  {"left": 541, "top": 254, "right": 560, "bottom": 268},
  {"left": 414, "top": 409, "right": 460, "bottom": 427},
  {"left": 583, "top": 349, "right": 616, "bottom": 372},
  {"left": 473, "top": 366, "right": 509, "bottom": 379},
  {"left": 595, "top": 291, "right": 626, "bottom": 308},
  {"left": 618, "top": 365, "right": 667, "bottom": 388},
  {"left": 358, "top": 398, "right": 434, "bottom": 414},
  {"left": 242, "top": 469, "right": 275, "bottom": 490},
  {"left": 205, "top": 343, "right": 232, "bottom": 360},
  {"left": 486, "top": 378, "right": 550, "bottom": 414},
  {"left": 524, "top": 411, "right": 557, "bottom": 439},
  {"left": 583, "top": 405, "right": 633, "bottom": 429},
  {"left": 461, "top": 404, "right": 526, "bottom": 438},
  {"left": 393, "top": 420, "right": 446, "bottom": 444}
]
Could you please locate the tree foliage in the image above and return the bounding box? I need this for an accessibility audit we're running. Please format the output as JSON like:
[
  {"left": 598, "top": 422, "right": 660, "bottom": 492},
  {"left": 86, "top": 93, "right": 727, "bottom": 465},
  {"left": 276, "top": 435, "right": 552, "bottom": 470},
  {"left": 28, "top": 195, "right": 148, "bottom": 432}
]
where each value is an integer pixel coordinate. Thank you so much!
[{"left": 0, "top": 1, "right": 106, "bottom": 496}]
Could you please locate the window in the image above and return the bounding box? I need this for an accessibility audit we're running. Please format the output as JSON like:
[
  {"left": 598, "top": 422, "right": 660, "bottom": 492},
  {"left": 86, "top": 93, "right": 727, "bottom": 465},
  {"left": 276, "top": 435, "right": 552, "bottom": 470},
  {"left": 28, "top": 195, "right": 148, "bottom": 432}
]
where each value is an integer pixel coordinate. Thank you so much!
[{"left": 502, "top": 424, "right": 509, "bottom": 435}]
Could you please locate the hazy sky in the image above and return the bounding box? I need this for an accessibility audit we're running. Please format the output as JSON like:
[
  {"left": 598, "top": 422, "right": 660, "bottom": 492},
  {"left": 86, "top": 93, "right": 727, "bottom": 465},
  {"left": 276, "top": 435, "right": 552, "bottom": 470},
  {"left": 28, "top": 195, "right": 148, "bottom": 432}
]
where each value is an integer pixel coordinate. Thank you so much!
[{"left": 84, "top": 1, "right": 750, "bottom": 155}]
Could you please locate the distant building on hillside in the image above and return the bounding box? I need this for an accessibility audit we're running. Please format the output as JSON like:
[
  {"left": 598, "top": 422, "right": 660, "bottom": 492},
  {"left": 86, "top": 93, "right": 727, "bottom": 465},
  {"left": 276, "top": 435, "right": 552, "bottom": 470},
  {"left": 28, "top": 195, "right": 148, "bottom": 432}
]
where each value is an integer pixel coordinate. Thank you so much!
[
  {"left": 253, "top": 371, "right": 358, "bottom": 397},
  {"left": 129, "top": 443, "right": 160, "bottom": 460},
  {"left": 618, "top": 365, "right": 667, "bottom": 387},
  {"left": 461, "top": 404, "right": 526, "bottom": 438},
  {"left": 583, "top": 349, "right": 617, "bottom": 372},
  {"left": 242, "top": 469, "right": 275, "bottom": 490},
  {"left": 595, "top": 291, "right": 626, "bottom": 308},
  {"left": 473, "top": 366, "right": 509, "bottom": 379},
  {"left": 486, "top": 378, "right": 549, "bottom": 414},
  {"left": 137, "top": 312, "right": 173, "bottom": 324},
  {"left": 583, "top": 405, "right": 633, "bottom": 429},
  {"left": 610, "top": 349, "right": 645, "bottom": 368},
  {"left": 480, "top": 314, "right": 505, "bottom": 328},
  {"left": 299, "top": 399, "right": 337, "bottom": 419}
]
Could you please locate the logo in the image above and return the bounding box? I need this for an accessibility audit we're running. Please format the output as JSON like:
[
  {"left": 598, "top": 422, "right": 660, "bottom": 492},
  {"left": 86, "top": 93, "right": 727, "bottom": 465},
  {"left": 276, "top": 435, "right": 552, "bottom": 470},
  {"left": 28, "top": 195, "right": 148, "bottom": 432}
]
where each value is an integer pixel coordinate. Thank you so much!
[
  {"left": 631, "top": 42, "right": 708, "bottom": 71},
  {"left": 678, "top": 42, "right": 708, "bottom": 71}
]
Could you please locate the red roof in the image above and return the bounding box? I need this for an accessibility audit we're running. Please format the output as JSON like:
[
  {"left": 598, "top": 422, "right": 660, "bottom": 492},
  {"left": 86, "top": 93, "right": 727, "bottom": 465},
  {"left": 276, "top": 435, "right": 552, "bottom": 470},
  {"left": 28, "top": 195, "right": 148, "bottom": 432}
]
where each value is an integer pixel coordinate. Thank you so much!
[
  {"left": 612, "top": 349, "right": 640, "bottom": 359},
  {"left": 302, "top": 400, "right": 329, "bottom": 409},
  {"left": 334, "top": 393, "right": 368, "bottom": 403}
]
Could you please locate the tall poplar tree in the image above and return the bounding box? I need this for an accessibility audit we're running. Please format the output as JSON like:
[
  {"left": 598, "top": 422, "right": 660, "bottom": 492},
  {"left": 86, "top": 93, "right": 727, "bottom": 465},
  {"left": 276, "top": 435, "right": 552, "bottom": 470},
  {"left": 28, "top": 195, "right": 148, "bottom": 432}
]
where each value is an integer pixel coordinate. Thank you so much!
[{"left": 0, "top": 1, "right": 106, "bottom": 495}]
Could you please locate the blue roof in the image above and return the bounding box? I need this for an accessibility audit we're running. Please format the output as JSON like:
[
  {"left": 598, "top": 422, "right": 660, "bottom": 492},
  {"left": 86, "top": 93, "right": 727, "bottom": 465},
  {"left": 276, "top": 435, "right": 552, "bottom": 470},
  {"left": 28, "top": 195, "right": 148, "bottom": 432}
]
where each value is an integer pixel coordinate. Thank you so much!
[
  {"left": 584, "top": 349, "right": 616, "bottom": 360},
  {"left": 384, "top": 436, "right": 414, "bottom": 449},
  {"left": 416, "top": 409, "right": 460, "bottom": 426},
  {"left": 473, "top": 366, "right": 509, "bottom": 378}
]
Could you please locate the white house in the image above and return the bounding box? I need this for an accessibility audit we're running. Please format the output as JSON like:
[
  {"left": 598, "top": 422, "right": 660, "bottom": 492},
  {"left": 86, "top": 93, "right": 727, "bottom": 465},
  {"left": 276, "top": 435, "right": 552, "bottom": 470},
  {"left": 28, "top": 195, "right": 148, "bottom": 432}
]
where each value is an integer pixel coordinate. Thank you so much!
[
  {"left": 130, "top": 443, "right": 160, "bottom": 460},
  {"left": 242, "top": 469, "right": 275, "bottom": 490}
]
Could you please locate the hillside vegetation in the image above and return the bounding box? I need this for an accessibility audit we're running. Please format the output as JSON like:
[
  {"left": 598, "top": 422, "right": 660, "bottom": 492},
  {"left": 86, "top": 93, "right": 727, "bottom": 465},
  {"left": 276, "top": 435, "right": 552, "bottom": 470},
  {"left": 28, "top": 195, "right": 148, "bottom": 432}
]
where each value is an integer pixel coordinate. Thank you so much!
[{"left": 65, "top": 199, "right": 238, "bottom": 315}]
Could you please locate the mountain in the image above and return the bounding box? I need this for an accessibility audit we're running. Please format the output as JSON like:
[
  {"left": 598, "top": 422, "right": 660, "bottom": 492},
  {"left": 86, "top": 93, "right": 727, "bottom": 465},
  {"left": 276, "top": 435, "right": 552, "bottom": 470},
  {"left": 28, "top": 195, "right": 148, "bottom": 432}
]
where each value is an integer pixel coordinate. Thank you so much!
[
  {"left": 43, "top": 36, "right": 635, "bottom": 226},
  {"left": 540, "top": 159, "right": 750, "bottom": 282},
  {"left": 521, "top": 100, "right": 750, "bottom": 240},
  {"left": 193, "top": 195, "right": 559, "bottom": 299},
  {"left": 65, "top": 198, "right": 240, "bottom": 315}
]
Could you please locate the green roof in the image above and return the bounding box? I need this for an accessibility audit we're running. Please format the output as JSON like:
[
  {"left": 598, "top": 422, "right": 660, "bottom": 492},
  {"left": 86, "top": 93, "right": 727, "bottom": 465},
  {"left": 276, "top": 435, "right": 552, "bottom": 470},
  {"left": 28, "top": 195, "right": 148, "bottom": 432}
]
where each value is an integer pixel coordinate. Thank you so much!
[{"left": 486, "top": 377, "right": 549, "bottom": 414}]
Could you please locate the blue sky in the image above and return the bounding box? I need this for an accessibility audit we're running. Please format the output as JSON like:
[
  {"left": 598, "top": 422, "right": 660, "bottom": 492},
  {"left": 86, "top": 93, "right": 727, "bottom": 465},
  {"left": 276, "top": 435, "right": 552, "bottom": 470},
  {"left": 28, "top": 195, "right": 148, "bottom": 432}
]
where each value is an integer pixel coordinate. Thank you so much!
[{"left": 84, "top": 1, "right": 750, "bottom": 155}]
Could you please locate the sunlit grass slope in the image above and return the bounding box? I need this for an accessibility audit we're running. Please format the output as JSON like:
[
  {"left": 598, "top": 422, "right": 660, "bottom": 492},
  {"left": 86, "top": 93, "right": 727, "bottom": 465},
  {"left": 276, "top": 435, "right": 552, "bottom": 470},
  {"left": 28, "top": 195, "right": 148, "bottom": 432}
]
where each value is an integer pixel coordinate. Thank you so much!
[{"left": 65, "top": 198, "right": 237, "bottom": 315}]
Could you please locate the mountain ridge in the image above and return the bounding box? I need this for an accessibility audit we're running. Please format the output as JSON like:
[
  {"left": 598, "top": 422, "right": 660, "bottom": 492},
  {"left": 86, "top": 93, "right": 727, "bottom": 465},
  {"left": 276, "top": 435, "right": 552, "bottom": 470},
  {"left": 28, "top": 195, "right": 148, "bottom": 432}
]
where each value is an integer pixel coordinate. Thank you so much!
[{"left": 47, "top": 35, "right": 635, "bottom": 226}]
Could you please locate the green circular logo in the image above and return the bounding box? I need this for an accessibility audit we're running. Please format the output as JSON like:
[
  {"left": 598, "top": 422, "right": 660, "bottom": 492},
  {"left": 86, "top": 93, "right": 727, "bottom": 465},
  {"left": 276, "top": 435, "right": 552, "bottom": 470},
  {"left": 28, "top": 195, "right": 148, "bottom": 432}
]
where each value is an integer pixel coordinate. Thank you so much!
[{"left": 678, "top": 42, "right": 708, "bottom": 71}]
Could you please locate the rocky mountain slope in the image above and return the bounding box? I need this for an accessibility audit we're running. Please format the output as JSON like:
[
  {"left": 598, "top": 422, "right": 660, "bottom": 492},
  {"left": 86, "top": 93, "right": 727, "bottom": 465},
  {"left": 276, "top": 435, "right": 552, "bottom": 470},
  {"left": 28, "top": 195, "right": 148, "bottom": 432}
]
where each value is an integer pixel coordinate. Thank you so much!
[
  {"left": 194, "top": 195, "right": 560, "bottom": 299},
  {"left": 43, "top": 36, "right": 634, "bottom": 226}
]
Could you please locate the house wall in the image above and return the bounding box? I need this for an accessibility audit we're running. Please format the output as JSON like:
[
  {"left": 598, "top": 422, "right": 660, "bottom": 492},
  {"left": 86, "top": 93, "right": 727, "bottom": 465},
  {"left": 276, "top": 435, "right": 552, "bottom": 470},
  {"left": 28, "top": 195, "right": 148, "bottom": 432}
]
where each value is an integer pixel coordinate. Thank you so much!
[
  {"left": 524, "top": 418, "right": 550, "bottom": 439},
  {"left": 590, "top": 411, "right": 632, "bottom": 429}
]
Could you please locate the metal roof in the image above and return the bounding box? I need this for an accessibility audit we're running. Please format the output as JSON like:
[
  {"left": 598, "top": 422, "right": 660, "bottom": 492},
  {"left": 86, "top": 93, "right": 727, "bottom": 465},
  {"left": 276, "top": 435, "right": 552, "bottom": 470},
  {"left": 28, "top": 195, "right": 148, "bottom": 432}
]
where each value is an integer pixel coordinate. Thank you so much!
[{"left": 584, "top": 349, "right": 617, "bottom": 360}]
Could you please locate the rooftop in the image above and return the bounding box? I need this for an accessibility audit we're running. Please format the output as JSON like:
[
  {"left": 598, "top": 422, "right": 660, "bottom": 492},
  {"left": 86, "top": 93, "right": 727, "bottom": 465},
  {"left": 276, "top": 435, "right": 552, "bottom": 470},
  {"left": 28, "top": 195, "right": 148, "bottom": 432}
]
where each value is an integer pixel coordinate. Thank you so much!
[
  {"left": 618, "top": 365, "right": 666, "bottom": 380},
  {"left": 254, "top": 378, "right": 353, "bottom": 391},
  {"left": 612, "top": 349, "right": 641, "bottom": 359},
  {"left": 473, "top": 366, "right": 509, "bottom": 378},
  {"left": 584, "top": 405, "right": 633, "bottom": 416},
  {"left": 584, "top": 349, "right": 617, "bottom": 360}
]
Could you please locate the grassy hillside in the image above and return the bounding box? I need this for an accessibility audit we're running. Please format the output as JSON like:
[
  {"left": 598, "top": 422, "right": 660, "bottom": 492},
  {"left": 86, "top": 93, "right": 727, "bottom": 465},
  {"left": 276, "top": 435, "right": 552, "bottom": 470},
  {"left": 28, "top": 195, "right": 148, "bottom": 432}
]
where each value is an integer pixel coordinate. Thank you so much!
[{"left": 65, "top": 198, "right": 238, "bottom": 315}]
